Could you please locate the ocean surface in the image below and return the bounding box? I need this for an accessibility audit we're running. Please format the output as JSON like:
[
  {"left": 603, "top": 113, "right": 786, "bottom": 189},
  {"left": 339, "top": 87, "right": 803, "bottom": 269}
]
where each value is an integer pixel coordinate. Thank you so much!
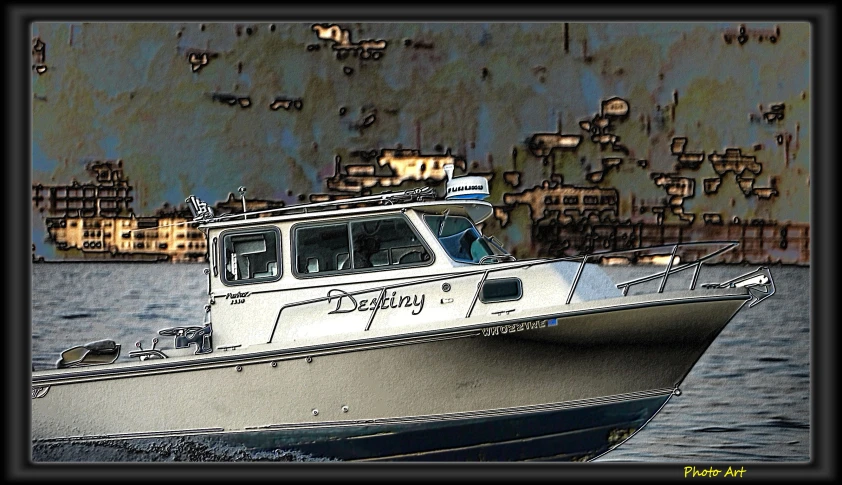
[{"left": 30, "top": 263, "right": 810, "bottom": 463}]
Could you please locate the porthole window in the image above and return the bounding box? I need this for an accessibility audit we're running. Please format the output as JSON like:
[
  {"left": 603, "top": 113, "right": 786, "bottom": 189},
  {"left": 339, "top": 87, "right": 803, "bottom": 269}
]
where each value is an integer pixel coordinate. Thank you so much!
[{"left": 479, "top": 278, "right": 523, "bottom": 303}]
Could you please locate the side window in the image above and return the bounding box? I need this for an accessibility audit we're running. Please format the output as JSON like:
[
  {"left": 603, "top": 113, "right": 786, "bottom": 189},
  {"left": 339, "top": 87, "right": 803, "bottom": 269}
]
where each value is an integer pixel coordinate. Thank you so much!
[
  {"left": 295, "top": 223, "right": 350, "bottom": 274},
  {"left": 221, "top": 228, "right": 281, "bottom": 285},
  {"left": 350, "top": 217, "right": 431, "bottom": 268},
  {"left": 294, "top": 216, "right": 431, "bottom": 277}
]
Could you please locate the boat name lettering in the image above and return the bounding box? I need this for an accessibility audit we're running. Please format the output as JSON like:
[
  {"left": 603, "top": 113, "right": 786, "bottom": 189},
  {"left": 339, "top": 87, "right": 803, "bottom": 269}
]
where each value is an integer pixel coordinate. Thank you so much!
[
  {"left": 226, "top": 292, "right": 251, "bottom": 305},
  {"left": 326, "top": 289, "right": 426, "bottom": 316},
  {"left": 481, "top": 320, "right": 547, "bottom": 337}
]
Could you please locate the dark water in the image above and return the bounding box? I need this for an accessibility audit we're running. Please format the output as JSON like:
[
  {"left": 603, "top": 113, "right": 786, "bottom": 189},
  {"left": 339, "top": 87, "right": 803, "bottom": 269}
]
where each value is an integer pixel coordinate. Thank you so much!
[{"left": 30, "top": 263, "right": 810, "bottom": 462}]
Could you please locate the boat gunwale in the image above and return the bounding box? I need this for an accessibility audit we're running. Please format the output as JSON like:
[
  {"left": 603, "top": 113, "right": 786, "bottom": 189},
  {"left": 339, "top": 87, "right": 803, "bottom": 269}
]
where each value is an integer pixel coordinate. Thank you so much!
[{"left": 31, "top": 289, "right": 749, "bottom": 387}]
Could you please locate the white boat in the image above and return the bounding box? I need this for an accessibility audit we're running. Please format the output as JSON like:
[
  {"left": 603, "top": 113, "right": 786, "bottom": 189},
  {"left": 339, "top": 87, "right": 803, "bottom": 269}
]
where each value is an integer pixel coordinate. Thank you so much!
[{"left": 31, "top": 166, "right": 776, "bottom": 461}]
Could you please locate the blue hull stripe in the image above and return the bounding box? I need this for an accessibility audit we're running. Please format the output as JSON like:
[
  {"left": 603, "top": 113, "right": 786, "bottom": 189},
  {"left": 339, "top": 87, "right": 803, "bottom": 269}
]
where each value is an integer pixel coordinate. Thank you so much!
[{"left": 210, "top": 393, "right": 671, "bottom": 461}]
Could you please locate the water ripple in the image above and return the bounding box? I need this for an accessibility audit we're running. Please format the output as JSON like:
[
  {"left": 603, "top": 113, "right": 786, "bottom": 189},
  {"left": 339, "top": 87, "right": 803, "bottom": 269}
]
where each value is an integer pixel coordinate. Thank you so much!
[
  {"left": 763, "top": 417, "right": 809, "bottom": 430},
  {"left": 59, "top": 313, "right": 95, "bottom": 320},
  {"left": 692, "top": 426, "right": 744, "bottom": 433}
]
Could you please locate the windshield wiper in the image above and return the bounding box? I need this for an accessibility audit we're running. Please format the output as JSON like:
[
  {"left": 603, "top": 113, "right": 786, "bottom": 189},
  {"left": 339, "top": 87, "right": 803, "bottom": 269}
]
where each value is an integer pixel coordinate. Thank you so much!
[{"left": 437, "top": 209, "right": 450, "bottom": 237}]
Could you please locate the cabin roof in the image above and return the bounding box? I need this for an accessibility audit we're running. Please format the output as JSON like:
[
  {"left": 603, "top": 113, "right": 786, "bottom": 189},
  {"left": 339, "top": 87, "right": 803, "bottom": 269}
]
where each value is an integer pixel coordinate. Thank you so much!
[{"left": 201, "top": 199, "right": 494, "bottom": 230}]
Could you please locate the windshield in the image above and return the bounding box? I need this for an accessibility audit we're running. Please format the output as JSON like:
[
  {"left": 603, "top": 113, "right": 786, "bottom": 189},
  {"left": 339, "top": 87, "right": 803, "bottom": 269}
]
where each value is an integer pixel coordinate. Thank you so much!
[{"left": 423, "top": 214, "right": 511, "bottom": 264}]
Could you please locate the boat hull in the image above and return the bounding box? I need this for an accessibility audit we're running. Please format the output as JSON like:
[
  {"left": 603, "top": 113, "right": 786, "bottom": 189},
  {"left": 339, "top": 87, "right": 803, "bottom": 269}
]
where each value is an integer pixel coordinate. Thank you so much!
[
  {"left": 32, "top": 391, "right": 672, "bottom": 461},
  {"left": 32, "top": 293, "right": 747, "bottom": 461}
]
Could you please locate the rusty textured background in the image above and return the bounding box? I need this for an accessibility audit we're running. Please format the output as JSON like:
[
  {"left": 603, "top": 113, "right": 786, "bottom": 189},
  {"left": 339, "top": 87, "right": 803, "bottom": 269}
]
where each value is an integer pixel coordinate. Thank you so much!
[{"left": 31, "top": 22, "right": 810, "bottom": 261}]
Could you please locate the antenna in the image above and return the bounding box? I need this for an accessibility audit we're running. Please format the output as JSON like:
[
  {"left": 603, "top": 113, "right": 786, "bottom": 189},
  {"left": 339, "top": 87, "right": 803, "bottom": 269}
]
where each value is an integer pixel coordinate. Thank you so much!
[
  {"left": 238, "top": 186, "right": 247, "bottom": 219},
  {"left": 443, "top": 163, "right": 454, "bottom": 182}
]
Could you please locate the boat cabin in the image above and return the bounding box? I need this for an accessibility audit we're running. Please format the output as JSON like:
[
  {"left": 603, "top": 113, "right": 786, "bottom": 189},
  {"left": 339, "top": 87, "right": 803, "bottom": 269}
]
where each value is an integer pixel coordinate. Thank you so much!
[
  {"left": 192, "top": 191, "right": 518, "bottom": 353},
  {"left": 207, "top": 198, "right": 506, "bottom": 281}
]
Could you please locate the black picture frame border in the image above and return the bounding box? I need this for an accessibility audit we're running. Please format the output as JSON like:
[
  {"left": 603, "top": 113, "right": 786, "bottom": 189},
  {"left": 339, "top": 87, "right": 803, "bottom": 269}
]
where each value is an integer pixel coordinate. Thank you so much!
[{"left": 9, "top": 4, "right": 834, "bottom": 482}]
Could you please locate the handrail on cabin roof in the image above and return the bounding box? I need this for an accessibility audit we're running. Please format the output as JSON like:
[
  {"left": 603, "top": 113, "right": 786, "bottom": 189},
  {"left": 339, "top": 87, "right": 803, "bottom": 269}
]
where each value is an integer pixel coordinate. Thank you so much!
[{"left": 191, "top": 186, "right": 440, "bottom": 225}]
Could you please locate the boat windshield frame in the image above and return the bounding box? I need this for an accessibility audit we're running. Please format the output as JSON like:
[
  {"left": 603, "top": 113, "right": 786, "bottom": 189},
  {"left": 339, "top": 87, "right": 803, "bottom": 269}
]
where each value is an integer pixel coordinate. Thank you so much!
[{"left": 422, "top": 213, "right": 511, "bottom": 265}]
